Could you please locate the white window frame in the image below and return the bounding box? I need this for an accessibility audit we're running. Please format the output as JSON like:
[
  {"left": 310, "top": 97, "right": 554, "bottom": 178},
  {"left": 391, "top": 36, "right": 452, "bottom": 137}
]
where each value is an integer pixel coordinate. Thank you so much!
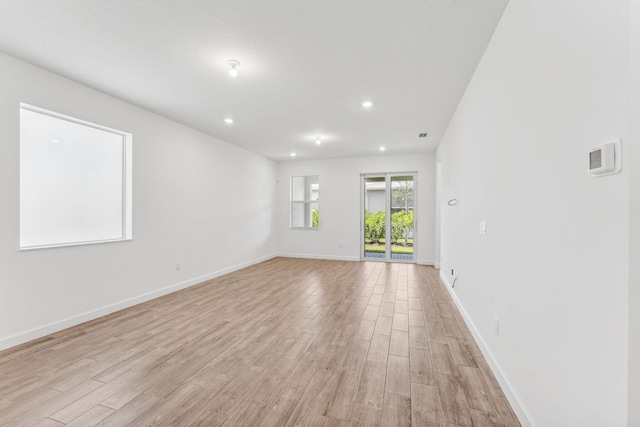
[
  {"left": 19, "top": 103, "right": 133, "bottom": 250},
  {"left": 290, "top": 175, "right": 319, "bottom": 230}
]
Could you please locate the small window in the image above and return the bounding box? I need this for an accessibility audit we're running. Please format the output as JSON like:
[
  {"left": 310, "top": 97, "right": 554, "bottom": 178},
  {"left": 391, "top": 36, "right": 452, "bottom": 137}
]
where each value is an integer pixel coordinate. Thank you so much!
[
  {"left": 291, "top": 175, "right": 319, "bottom": 229},
  {"left": 20, "top": 104, "right": 133, "bottom": 250}
]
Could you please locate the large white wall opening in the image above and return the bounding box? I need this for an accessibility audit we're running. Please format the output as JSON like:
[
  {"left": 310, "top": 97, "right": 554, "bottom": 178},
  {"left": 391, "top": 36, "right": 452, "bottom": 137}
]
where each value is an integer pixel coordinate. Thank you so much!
[{"left": 20, "top": 104, "right": 132, "bottom": 250}]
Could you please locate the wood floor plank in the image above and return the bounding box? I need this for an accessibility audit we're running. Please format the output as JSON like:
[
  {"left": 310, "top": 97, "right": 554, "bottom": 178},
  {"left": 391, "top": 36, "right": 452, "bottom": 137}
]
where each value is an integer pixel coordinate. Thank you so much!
[
  {"left": 447, "top": 336, "right": 478, "bottom": 367},
  {"left": 470, "top": 409, "right": 502, "bottom": 427},
  {"left": 408, "top": 297, "right": 422, "bottom": 311},
  {"left": 394, "top": 300, "right": 408, "bottom": 314},
  {"left": 285, "top": 372, "right": 339, "bottom": 425},
  {"left": 431, "top": 342, "right": 457, "bottom": 375},
  {"left": 378, "top": 302, "right": 395, "bottom": 317},
  {"left": 367, "top": 335, "right": 390, "bottom": 363},
  {"left": 342, "top": 339, "right": 370, "bottom": 372},
  {"left": 409, "top": 325, "right": 429, "bottom": 350},
  {"left": 326, "top": 369, "right": 360, "bottom": 420},
  {"left": 427, "top": 321, "right": 448, "bottom": 344},
  {"left": 392, "top": 312, "right": 409, "bottom": 332},
  {"left": 409, "top": 348, "right": 436, "bottom": 386},
  {"left": 31, "top": 420, "right": 64, "bottom": 427},
  {"left": 408, "top": 309, "right": 425, "bottom": 326},
  {"left": 349, "top": 403, "right": 381, "bottom": 426},
  {"left": 223, "top": 400, "right": 268, "bottom": 427},
  {"left": 354, "top": 320, "right": 376, "bottom": 341},
  {"left": 458, "top": 365, "right": 495, "bottom": 413},
  {"left": 382, "top": 292, "right": 396, "bottom": 303},
  {"left": 258, "top": 388, "right": 302, "bottom": 427},
  {"left": 355, "top": 362, "right": 386, "bottom": 408},
  {"left": 411, "top": 382, "right": 444, "bottom": 426},
  {"left": 49, "top": 370, "right": 144, "bottom": 423},
  {"left": 368, "top": 294, "right": 383, "bottom": 306},
  {"left": 1, "top": 379, "right": 103, "bottom": 427},
  {"left": 0, "top": 259, "right": 519, "bottom": 427},
  {"left": 362, "top": 305, "right": 380, "bottom": 321},
  {"left": 437, "top": 302, "right": 457, "bottom": 318},
  {"left": 64, "top": 405, "right": 114, "bottom": 427},
  {"left": 385, "top": 355, "right": 411, "bottom": 396},
  {"left": 435, "top": 372, "right": 473, "bottom": 427},
  {"left": 389, "top": 329, "right": 409, "bottom": 357},
  {"left": 373, "top": 316, "right": 393, "bottom": 336},
  {"left": 285, "top": 331, "right": 317, "bottom": 361},
  {"left": 380, "top": 393, "right": 411, "bottom": 427},
  {"left": 442, "top": 316, "right": 465, "bottom": 338},
  {"left": 95, "top": 392, "right": 161, "bottom": 426},
  {"left": 331, "top": 323, "right": 358, "bottom": 347}
]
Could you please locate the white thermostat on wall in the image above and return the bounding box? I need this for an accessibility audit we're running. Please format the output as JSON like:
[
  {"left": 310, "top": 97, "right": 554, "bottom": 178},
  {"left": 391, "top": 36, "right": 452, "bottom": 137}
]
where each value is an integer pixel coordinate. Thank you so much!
[{"left": 588, "top": 139, "right": 621, "bottom": 177}]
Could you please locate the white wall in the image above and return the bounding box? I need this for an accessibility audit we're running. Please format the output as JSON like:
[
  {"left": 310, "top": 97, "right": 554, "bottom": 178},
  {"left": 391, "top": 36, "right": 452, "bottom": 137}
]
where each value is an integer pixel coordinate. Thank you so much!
[
  {"left": 437, "top": 1, "right": 629, "bottom": 426},
  {"left": 0, "top": 52, "right": 279, "bottom": 351},
  {"left": 277, "top": 154, "right": 435, "bottom": 264},
  {"left": 629, "top": 0, "right": 640, "bottom": 424}
]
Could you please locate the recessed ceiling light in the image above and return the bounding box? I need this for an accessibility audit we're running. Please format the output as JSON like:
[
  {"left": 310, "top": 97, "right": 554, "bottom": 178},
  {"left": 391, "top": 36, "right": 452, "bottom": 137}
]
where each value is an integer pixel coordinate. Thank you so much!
[
  {"left": 227, "top": 60, "right": 239, "bottom": 77},
  {"left": 291, "top": 152, "right": 297, "bottom": 157},
  {"left": 315, "top": 136, "right": 322, "bottom": 145},
  {"left": 224, "top": 118, "right": 234, "bottom": 124},
  {"left": 50, "top": 139, "right": 59, "bottom": 143},
  {"left": 362, "top": 101, "right": 373, "bottom": 108},
  {"left": 379, "top": 147, "right": 386, "bottom": 152}
]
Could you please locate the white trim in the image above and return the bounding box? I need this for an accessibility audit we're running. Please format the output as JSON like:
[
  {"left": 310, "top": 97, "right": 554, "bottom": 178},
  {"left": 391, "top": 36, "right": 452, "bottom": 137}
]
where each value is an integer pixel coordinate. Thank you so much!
[
  {"left": 0, "top": 253, "right": 277, "bottom": 352},
  {"left": 417, "top": 258, "right": 435, "bottom": 266},
  {"left": 278, "top": 252, "right": 360, "bottom": 262},
  {"left": 438, "top": 271, "right": 535, "bottom": 427}
]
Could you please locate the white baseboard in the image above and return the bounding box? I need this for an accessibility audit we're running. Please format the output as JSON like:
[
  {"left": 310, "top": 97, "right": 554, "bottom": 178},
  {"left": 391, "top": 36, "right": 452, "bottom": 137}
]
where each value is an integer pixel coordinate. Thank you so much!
[
  {"left": 0, "top": 253, "right": 278, "bottom": 352},
  {"left": 277, "top": 252, "right": 360, "bottom": 262},
  {"left": 278, "top": 253, "right": 434, "bottom": 265},
  {"left": 438, "top": 271, "right": 535, "bottom": 427}
]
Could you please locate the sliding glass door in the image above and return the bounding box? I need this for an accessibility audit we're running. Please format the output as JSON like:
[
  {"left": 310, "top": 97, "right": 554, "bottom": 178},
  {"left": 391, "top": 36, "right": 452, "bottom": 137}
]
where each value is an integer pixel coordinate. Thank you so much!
[{"left": 362, "top": 173, "right": 416, "bottom": 262}]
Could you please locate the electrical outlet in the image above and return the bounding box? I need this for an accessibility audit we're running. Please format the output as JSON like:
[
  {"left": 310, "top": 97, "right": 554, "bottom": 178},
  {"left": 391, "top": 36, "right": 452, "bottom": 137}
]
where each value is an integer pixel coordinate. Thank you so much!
[{"left": 451, "top": 269, "right": 455, "bottom": 276}]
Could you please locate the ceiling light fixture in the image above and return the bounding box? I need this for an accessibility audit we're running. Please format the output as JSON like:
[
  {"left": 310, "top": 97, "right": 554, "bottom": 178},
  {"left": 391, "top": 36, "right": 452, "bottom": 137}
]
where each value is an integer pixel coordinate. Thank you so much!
[
  {"left": 362, "top": 101, "right": 373, "bottom": 108},
  {"left": 315, "top": 136, "right": 322, "bottom": 145},
  {"left": 379, "top": 147, "right": 386, "bottom": 152},
  {"left": 224, "top": 118, "right": 234, "bottom": 124},
  {"left": 227, "top": 60, "right": 239, "bottom": 77},
  {"left": 291, "top": 152, "right": 297, "bottom": 157}
]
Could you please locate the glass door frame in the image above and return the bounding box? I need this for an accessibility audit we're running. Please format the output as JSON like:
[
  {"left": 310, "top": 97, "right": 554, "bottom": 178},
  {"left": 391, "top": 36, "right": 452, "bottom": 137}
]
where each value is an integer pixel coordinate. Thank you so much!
[{"left": 360, "top": 172, "right": 417, "bottom": 263}]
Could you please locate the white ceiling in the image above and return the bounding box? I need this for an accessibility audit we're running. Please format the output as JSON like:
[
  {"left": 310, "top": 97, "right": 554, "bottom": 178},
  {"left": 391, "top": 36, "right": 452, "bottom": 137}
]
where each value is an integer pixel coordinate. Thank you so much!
[{"left": 0, "top": 0, "right": 508, "bottom": 161}]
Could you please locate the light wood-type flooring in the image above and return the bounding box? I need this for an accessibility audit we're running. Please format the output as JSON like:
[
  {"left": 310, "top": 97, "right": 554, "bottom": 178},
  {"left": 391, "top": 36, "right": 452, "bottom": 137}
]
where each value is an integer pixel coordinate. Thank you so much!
[{"left": 0, "top": 258, "right": 520, "bottom": 426}]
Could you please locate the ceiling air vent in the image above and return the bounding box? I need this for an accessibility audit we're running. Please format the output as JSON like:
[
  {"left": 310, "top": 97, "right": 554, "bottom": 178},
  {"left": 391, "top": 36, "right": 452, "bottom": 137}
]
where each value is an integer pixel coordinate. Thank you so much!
[{"left": 419, "top": 133, "right": 428, "bottom": 138}]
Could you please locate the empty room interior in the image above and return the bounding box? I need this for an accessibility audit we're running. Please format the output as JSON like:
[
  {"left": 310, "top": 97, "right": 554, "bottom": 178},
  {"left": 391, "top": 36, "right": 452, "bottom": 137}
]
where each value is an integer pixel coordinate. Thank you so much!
[{"left": 1, "top": 1, "right": 639, "bottom": 426}]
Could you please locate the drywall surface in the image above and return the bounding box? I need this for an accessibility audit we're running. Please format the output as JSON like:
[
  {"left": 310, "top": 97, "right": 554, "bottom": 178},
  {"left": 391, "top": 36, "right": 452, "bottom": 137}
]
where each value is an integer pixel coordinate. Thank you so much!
[
  {"left": 437, "top": 1, "right": 629, "bottom": 426},
  {"left": 629, "top": 0, "right": 640, "bottom": 424},
  {"left": 277, "top": 154, "right": 435, "bottom": 264},
  {"left": 0, "top": 52, "right": 278, "bottom": 350}
]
